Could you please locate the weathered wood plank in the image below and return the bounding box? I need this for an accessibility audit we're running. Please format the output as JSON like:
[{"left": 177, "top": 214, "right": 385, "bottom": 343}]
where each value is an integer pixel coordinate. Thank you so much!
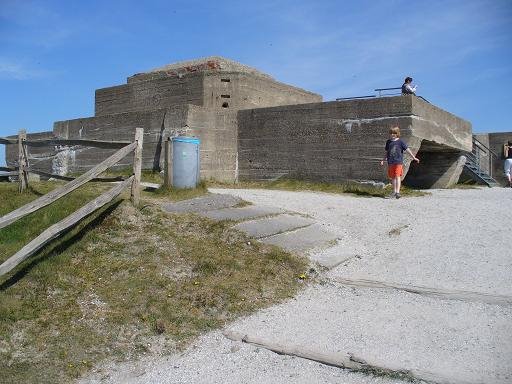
[
  {"left": 164, "top": 137, "right": 172, "bottom": 188},
  {"left": 0, "top": 137, "right": 17, "bottom": 145},
  {"left": 0, "top": 142, "right": 136, "bottom": 230},
  {"left": 21, "top": 136, "right": 30, "bottom": 188},
  {"left": 25, "top": 138, "right": 132, "bottom": 149},
  {"left": 18, "top": 130, "right": 27, "bottom": 192},
  {"left": 2, "top": 137, "right": 132, "bottom": 148},
  {"left": 131, "top": 128, "right": 143, "bottom": 207},
  {"left": 164, "top": 138, "right": 172, "bottom": 188},
  {"left": 0, "top": 171, "right": 19, "bottom": 177},
  {"left": 27, "top": 169, "right": 125, "bottom": 182},
  {"left": 223, "top": 330, "right": 473, "bottom": 384},
  {"left": 330, "top": 277, "right": 512, "bottom": 306},
  {"left": 0, "top": 176, "right": 133, "bottom": 277}
]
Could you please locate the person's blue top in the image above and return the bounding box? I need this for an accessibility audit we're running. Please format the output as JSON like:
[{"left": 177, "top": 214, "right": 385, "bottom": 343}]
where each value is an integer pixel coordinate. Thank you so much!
[{"left": 385, "top": 139, "right": 408, "bottom": 165}]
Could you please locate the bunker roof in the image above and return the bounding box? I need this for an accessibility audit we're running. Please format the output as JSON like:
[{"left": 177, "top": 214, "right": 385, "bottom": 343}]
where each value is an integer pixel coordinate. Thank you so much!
[{"left": 128, "top": 56, "right": 272, "bottom": 83}]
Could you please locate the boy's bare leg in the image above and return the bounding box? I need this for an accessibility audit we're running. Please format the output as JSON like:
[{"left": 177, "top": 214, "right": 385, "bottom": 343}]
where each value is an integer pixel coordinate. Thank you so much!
[
  {"left": 391, "top": 177, "right": 400, "bottom": 194},
  {"left": 396, "top": 176, "right": 401, "bottom": 194}
]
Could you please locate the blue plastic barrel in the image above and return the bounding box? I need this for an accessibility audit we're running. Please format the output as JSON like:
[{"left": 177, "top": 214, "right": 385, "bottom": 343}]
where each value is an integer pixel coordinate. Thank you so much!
[{"left": 172, "top": 136, "right": 200, "bottom": 189}]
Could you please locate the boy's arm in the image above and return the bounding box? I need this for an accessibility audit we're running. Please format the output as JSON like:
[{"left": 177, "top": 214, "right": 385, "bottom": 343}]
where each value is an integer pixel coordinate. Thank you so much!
[
  {"left": 380, "top": 152, "right": 387, "bottom": 166},
  {"left": 406, "top": 148, "right": 420, "bottom": 163}
]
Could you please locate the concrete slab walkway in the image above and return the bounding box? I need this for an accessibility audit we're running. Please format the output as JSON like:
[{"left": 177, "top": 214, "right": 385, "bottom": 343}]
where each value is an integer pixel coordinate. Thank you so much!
[{"left": 162, "top": 192, "right": 339, "bottom": 259}]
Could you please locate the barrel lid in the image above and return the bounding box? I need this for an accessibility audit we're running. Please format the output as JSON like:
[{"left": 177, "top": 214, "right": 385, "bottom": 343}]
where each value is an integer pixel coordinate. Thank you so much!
[{"left": 172, "top": 136, "right": 200, "bottom": 144}]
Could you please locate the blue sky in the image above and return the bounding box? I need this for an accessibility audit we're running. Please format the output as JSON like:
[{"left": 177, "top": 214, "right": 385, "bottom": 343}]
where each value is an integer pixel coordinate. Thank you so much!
[{"left": 1, "top": 0, "right": 511, "bottom": 165}]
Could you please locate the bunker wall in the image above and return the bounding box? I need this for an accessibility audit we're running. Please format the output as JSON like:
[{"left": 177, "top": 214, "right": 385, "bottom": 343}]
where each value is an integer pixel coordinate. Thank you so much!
[
  {"left": 202, "top": 72, "right": 322, "bottom": 110},
  {"left": 488, "top": 131, "right": 512, "bottom": 186},
  {"left": 164, "top": 106, "right": 238, "bottom": 182},
  {"left": 238, "top": 98, "right": 417, "bottom": 183},
  {"left": 53, "top": 108, "right": 174, "bottom": 174},
  {"left": 5, "top": 131, "right": 58, "bottom": 175},
  {"left": 238, "top": 96, "right": 471, "bottom": 187},
  {"left": 95, "top": 73, "right": 204, "bottom": 116}
]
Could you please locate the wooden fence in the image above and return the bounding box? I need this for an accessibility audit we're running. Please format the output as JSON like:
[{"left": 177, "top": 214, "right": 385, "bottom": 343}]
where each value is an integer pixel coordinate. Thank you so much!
[{"left": 0, "top": 128, "right": 144, "bottom": 276}]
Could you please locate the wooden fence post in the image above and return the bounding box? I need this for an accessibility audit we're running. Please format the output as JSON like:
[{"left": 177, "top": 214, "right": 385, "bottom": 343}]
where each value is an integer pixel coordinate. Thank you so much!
[
  {"left": 164, "top": 137, "right": 172, "bottom": 188},
  {"left": 18, "top": 129, "right": 27, "bottom": 192},
  {"left": 131, "top": 128, "right": 144, "bottom": 207}
]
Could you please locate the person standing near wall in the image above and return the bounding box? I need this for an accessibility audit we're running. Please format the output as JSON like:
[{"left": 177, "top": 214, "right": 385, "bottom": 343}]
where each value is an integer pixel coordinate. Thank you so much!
[
  {"left": 504, "top": 141, "right": 512, "bottom": 187},
  {"left": 381, "top": 126, "right": 420, "bottom": 199},
  {"left": 401, "top": 77, "right": 417, "bottom": 95}
]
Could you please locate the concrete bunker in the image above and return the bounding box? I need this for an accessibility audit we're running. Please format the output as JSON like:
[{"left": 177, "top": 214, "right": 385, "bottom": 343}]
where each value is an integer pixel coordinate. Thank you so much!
[{"left": 4, "top": 56, "right": 472, "bottom": 188}]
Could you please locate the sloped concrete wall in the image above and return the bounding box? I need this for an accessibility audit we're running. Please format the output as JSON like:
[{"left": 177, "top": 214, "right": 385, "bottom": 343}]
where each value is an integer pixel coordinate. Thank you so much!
[
  {"left": 403, "top": 97, "right": 472, "bottom": 188},
  {"left": 403, "top": 141, "right": 467, "bottom": 188},
  {"left": 409, "top": 97, "right": 472, "bottom": 151}
]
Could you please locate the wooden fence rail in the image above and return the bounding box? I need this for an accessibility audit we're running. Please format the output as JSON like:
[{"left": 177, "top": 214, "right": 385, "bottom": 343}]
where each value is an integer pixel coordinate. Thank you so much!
[
  {"left": 0, "top": 171, "right": 19, "bottom": 177},
  {"left": 0, "top": 141, "right": 136, "bottom": 229},
  {"left": 0, "top": 176, "right": 134, "bottom": 276},
  {"left": 0, "top": 128, "right": 144, "bottom": 277},
  {"left": 27, "top": 169, "right": 125, "bottom": 183},
  {"left": 1, "top": 134, "right": 136, "bottom": 192},
  {"left": 0, "top": 166, "right": 125, "bottom": 182},
  {"left": 0, "top": 137, "right": 131, "bottom": 149}
]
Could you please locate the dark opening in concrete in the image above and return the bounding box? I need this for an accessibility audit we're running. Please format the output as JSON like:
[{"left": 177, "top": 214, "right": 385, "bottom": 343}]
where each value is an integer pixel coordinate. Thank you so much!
[
  {"left": 221, "top": 78, "right": 231, "bottom": 82},
  {"left": 221, "top": 94, "right": 231, "bottom": 98},
  {"left": 404, "top": 140, "right": 464, "bottom": 188},
  {"left": 222, "top": 102, "right": 229, "bottom": 108}
]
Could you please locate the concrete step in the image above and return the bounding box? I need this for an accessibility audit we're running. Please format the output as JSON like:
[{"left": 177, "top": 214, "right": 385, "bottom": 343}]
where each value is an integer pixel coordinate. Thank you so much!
[
  {"left": 162, "top": 193, "right": 242, "bottom": 213},
  {"left": 260, "top": 223, "right": 338, "bottom": 254},
  {"left": 232, "top": 214, "right": 315, "bottom": 239},
  {"left": 203, "top": 205, "right": 284, "bottom": 221}
]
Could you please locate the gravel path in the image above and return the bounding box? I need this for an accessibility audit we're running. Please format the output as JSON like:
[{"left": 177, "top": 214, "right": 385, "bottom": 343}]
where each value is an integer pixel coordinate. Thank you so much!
[{"left": 81, "top": 187, "right": 512, "bottom": 384}]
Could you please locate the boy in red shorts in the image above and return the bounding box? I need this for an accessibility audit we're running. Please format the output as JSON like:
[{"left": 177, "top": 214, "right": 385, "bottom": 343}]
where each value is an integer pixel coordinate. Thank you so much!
[{"left": 380, "top": 126, "right": 420, "bottom": 199}]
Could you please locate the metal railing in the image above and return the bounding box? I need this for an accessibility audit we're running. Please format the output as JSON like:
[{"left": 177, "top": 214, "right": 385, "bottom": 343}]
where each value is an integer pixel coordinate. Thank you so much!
[
  {"left": 335, "top": 95, "right": 376, "bottom": 101},
  {"left": 336, "top": 86, "right": 430, "bottom": 103},
  {"left": 374, "top": 87, "right": 401, "bottom": 96},
  {"left": 471, "top": 136, "right": 499, "bottom": 180}
]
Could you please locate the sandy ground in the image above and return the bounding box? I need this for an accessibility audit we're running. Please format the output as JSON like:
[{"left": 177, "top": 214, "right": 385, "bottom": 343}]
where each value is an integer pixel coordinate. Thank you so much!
[{"left": 80, "top": 187, "right": 512, "bottom": 384}]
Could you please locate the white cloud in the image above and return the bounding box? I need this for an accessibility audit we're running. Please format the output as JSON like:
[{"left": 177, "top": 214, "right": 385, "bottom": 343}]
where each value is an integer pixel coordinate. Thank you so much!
[{"left": 0, "top": 58, "right": 52, "bottom": 80}]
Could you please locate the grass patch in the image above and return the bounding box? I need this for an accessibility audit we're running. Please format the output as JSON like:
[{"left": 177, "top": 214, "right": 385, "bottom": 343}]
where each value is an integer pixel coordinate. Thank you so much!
[
  {"left": 96, "top": 168, "right": 210, "bottom": 201},
  {"left": 0, "top": 180, "right": 307, "bottom": 383},
  {"left": 150, "top": 180, "right": 208, "bottom": 201},
  {"left": 82, "top": 168, "right": 164, "bottom": 185},
  {"left": 208, "top": 179, "right": 427, "bottom": 198},
  {"left": 450, "top": 182, "right": 482, "bottom": 189}
]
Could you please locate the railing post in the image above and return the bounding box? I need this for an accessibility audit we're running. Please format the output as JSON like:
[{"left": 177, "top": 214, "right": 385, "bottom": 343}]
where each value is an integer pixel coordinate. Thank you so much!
[
  {"left": 131, "top": 128, "right": 143, "bottom": 207},
  {"left": 18, "top": 129, "right": 27, "bottom": 192},
  {"left": 489, "top": 152, "right": 493, "bottom": 179},
  {"left": 164, "top": 137, "right": 172, "bottom": 188}
]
